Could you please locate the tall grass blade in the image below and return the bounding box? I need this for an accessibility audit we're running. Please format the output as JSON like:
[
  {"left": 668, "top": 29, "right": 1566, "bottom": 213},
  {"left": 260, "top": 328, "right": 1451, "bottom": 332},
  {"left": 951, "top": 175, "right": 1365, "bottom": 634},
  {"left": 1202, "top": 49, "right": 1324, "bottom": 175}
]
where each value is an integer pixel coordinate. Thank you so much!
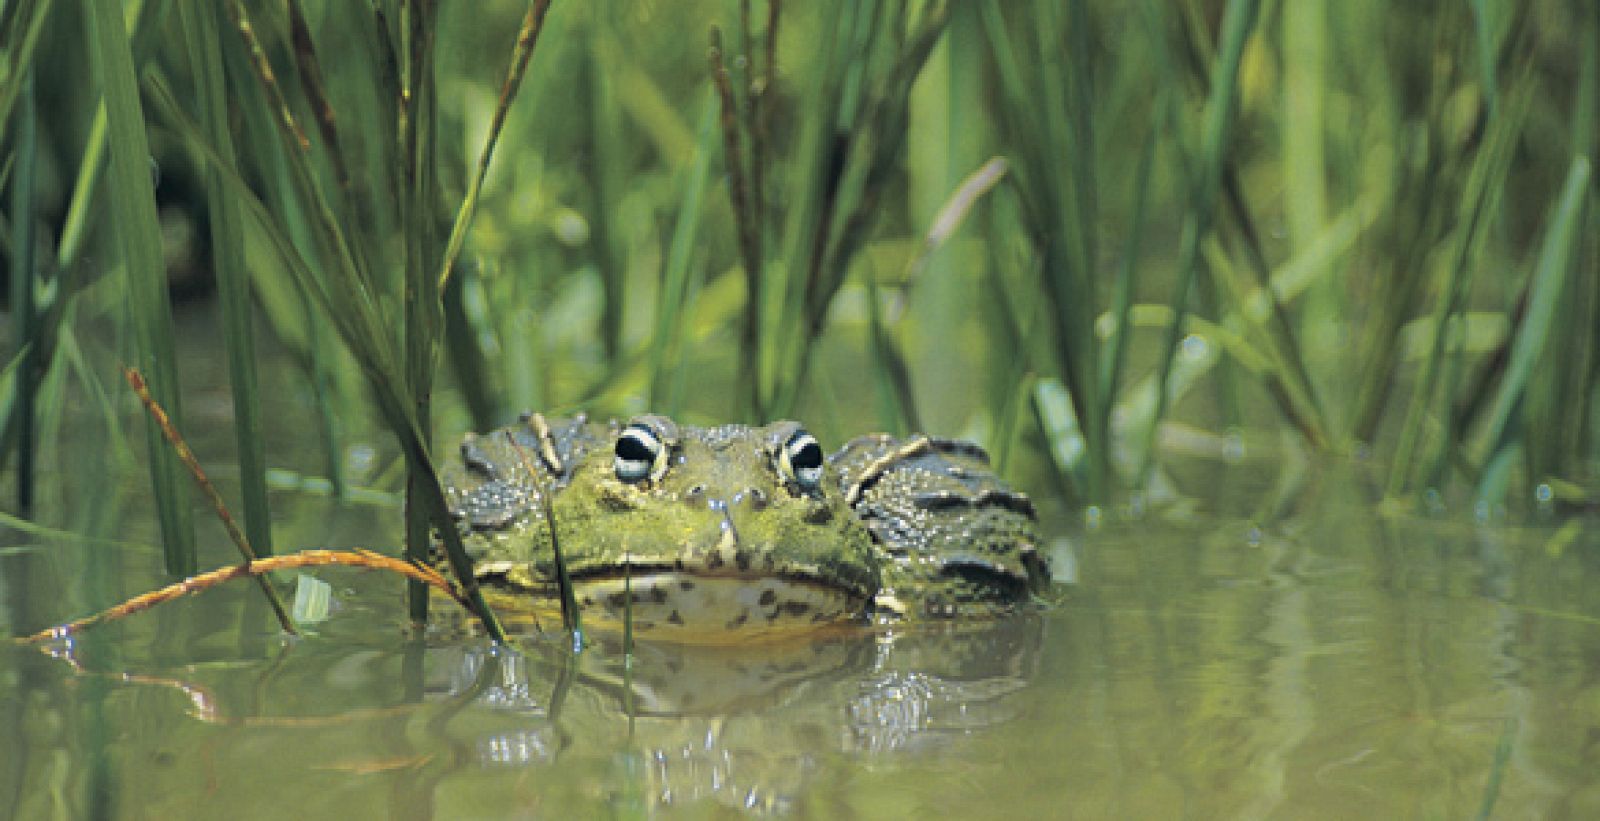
[
  {"left": 648, "top": 95, "right": 717, "bottom": 413},
  {"left": 1388, "top": 77, "right": 1530, "bottom": 498},
  {"left": 871, "top": 156, "right": 1010, "bottom": 433},
  {"left": 147, "top": 61, "right": 508, "bottom": 642},
  {"left": 399, "top": 2, "right": 444, "bottom": 628},
  {"left": 1466, "top": 0, "right": 1501, "bottom": 116},
  {"left": 88, "top": 0, "right": 196, "bottom": 575},
  {"left": 438, "top": 1, "right": 553, "bottom": 293},
  {"left": 1134, "top": 0, "right": 1260, "bottom": 491},
  {"left": 0, "top": 0, "right": 54, "bottom": 133},
  {"left": 588, "top": 11, "right": 629, "bottom": 363},
  {"left": 1474, "top": 717, "right": 1518, "bottom": 821},
  {"left": 981, "top": 0, "right": 1110, "bottom": 498},
  {"left": 1203, "top": 238, "right": 1327, "bottom": 447},
  {"left": 1098, "top": 122, "right": 1157, "bottom": 425},
  {"left": 442, "top": 271, "right": 501, "bottom": 429},
  {"left": 179, "top": 2, "right": 274, "bottom": 559},
  {"left": 7, "top": 69, "right": 37, "bottom": 515},
  {"left": 284, "top": 0, "right": 357, "bottom": 223},
  {"left": 709, "top": 24, "right": 765, "bottom": 417},
  {"left": 1220, "top": 174, "right": 1329, "bottom": 445},
  {"left": 1472, "top": 157, "right": 1591, "bottom": 502},
  {"left": 768, "top": 3, "right": 950, "bottom": 419}
]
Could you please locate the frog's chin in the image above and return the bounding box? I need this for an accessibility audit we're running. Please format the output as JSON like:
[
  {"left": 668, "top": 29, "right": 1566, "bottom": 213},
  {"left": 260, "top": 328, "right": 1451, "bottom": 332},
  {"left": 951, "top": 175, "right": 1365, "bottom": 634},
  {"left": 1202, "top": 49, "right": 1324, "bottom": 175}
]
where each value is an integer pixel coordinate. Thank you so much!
[{"left": 568, "top": 572, "right": 868, "bottom": 644}]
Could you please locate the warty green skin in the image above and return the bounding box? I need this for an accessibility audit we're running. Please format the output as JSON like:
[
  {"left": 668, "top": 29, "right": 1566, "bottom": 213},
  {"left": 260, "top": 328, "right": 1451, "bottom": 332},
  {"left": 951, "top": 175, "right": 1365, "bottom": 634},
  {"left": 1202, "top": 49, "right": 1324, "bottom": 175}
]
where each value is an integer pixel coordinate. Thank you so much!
[{"left": 439, "top": 413, "right": 1049, "bottom": 639}]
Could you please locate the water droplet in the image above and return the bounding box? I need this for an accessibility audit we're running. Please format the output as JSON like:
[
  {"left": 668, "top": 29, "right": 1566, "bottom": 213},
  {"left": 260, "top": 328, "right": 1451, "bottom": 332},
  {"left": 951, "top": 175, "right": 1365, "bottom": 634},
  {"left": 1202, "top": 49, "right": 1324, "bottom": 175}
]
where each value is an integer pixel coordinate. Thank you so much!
[
  {"left": 1049, "top": 538, "right": 1078, "bottom": 584},
  {"left": 347, "top": 444, "right": 376, "bottom": 474},
  {"left": 1181, "top": 334, "right": 1209, "bottom": 359},
  {"left": 1222, "top": 429, "right": 1245, "bottom": 462},
  {"left": 553, "top": 210, "right": 590, "bottom": 245},
  {"left": 1084, "top": 506, "right": 1102, "bottom": 530}
]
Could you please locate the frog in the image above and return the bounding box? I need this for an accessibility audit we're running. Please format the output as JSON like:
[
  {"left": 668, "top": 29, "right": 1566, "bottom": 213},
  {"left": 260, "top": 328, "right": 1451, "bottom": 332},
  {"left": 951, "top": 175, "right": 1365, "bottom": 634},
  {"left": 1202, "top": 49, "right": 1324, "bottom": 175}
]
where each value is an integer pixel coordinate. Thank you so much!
[{"left": 439, "top": 412, "right": 1049, "bottom": 641}]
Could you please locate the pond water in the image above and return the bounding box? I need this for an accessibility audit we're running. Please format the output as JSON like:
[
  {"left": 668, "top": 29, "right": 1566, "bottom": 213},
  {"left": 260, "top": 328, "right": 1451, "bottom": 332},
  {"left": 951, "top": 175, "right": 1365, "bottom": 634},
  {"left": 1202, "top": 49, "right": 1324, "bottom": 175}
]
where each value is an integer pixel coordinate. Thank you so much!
[{"left": 5, "top": 472, "right": 1600, "bottom": 818}]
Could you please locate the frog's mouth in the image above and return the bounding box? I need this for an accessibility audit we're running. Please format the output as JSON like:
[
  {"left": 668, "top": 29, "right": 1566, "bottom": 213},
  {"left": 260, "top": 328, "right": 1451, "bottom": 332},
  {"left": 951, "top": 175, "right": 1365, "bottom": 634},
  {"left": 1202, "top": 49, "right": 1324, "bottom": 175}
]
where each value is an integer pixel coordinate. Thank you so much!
[{"left": 563, "top": 568, "right": 868, "bottom": 644}]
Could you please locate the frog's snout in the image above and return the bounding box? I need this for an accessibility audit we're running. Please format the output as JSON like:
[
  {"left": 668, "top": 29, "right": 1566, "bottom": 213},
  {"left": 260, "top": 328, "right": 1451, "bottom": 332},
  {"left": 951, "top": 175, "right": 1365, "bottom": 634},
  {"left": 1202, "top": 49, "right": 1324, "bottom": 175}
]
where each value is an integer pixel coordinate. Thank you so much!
[{"left": 682, "top": 483, "right": 771, "bottom": 513}]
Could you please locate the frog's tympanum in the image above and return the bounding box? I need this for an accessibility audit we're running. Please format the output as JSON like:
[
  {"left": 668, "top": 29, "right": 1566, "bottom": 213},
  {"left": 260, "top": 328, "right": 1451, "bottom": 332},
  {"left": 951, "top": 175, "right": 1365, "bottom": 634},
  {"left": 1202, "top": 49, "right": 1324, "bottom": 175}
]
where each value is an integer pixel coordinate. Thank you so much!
[{"left": 439, "top": 413, "right": 1049, "bottom": 641}]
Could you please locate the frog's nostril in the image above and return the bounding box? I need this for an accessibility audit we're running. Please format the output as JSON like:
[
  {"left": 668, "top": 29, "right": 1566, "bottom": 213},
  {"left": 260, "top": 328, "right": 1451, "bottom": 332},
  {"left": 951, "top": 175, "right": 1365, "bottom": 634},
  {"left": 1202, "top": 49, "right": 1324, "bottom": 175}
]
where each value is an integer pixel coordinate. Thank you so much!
[{"left": 741, "top": 488, "right": 769, "bottom": 511}]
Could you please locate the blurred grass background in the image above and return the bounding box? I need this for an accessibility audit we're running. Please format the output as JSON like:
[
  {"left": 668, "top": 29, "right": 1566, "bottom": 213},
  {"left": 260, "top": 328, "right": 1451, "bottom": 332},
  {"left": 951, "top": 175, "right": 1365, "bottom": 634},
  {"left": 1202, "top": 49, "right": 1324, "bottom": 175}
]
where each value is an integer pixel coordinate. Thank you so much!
[{"left": 1, "top": 0, "right": 1597, "bottom": 585}]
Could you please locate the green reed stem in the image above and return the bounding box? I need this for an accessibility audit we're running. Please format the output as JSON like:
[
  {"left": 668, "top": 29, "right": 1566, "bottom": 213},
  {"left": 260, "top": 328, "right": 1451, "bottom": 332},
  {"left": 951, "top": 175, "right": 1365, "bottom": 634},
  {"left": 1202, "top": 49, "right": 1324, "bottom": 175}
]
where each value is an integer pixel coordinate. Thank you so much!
[
  {"left": 1098, "top": 122, "right": 1157, "bottom": 428},
  {"left": 149, "top": 47, "right": 507, "bottom": 642},
  {"left": 587, "top": 14, "right": 628, "bottom": 365},
  {"left": 0, "top": 0, "right": 54, "bottom": 134},
  {"left": 400, "top": 2, "right": 443, "bottom": 628},
  {"left": 709, "top": 24, "right": 765, "bottom": 417},
  {"left": 772, "top": 2, "right": 949, "bottom": 419},
  {"left": 873, "top": 156, "right": 1012, "bottom": 434},
  {"left": 438, "top": 0, "right": 553, "bottom": 293},
  {"left": 7, "top": 69, "right": 37, "bottom": 516},
  {"left": 180, "top": 1, "right": 274, "bottom": 558},
  {"left": 1472, "top": 157, "right": 1591, "bottom": 502},
  {"left": 1475, "top": 717, "right": 1518, "bottom": 821},
  {"left": 1388, "top": 78, "right": 1529, "bottom": 498},
  {"left": 1134, "top": 0, "right": 1259, "bottom": 491},
  {"left": 88, "top": 0, "right": 196, "bottom": 575},
  {"left": 648, "top": 95, "right": 717, "bottom": 413}
]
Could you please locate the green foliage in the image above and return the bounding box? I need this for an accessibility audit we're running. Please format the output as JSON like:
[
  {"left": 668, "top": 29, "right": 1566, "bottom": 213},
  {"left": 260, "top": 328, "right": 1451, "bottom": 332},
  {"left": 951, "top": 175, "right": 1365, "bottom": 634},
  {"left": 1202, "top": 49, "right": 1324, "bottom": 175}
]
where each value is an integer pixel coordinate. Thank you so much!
[
  {"left": 3, "top": 0, "right": 1600, "bottom": 630},
  {"left": 87, "top": 0, "right": 197, "bottom": 575},
  {"left": 179, "top": 2, "right": 273, "bottom": 558}
]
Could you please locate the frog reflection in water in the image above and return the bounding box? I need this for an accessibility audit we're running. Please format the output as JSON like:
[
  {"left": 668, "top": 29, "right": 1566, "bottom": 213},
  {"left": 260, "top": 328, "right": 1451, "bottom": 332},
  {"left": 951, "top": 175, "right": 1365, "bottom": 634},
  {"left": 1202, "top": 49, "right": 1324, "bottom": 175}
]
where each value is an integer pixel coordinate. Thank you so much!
[{"left": 439, "top": 413, "right": 1050, "bottom": 641}]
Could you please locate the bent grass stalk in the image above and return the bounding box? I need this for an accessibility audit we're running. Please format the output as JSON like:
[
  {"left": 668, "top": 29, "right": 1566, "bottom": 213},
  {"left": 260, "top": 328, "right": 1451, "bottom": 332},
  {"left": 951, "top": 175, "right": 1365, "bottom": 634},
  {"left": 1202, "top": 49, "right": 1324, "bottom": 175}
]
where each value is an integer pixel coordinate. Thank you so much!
[
  {"left": 125, "top": 368, "right": 296, "bottom": 634},
  {"left": 15, "top": 551, "right": 466, "bottom": 646}
]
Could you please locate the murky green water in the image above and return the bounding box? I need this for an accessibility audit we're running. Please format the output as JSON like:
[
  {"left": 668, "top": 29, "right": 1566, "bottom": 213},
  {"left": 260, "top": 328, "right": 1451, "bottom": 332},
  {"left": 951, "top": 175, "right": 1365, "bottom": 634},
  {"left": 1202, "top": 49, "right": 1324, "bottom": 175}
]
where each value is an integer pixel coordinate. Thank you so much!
[{"left": 5, "top": 477, "right": 1600, "bottom": 818}]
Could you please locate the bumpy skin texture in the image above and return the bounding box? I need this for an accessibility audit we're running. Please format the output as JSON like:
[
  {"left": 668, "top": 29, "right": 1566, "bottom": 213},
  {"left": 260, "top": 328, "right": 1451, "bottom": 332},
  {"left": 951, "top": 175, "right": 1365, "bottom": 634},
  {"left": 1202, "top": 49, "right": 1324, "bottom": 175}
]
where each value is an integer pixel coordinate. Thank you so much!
[
  {"left": 439, "top": 413, "right": 1047, "bottom": 634},
  {"left": 829, "top": 434, "right": 1050, "bottom": 619}
]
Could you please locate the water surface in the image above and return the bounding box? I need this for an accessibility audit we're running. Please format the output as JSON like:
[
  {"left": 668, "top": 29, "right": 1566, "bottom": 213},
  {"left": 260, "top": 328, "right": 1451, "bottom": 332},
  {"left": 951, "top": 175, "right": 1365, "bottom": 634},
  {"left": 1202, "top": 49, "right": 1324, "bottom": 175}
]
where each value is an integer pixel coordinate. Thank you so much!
[{"left": 5, "top": 480, "right": 1599, "bottom": 818}]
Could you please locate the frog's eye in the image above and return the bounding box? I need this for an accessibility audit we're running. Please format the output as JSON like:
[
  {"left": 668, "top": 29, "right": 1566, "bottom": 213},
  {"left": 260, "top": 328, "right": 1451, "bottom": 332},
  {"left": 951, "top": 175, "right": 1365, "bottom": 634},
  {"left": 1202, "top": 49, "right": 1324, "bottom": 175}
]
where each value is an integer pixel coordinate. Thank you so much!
[
  {"left": 780, "top": 429, "right": 825, "bottom": 491},
  {"left": 615, "top": 423, "right": 668, "bottom": 484}
]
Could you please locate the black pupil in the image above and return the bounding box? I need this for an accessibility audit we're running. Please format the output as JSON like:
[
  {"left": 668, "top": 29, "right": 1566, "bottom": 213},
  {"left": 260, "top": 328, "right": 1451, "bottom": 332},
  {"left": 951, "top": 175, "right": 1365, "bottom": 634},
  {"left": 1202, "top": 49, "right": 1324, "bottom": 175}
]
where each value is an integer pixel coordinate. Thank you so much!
[
  {"left": 616, "top": 431, "right": 656, "bottom": 463},
  {"left": 792, "top": 440, "right": 822, "bottom": 470}
]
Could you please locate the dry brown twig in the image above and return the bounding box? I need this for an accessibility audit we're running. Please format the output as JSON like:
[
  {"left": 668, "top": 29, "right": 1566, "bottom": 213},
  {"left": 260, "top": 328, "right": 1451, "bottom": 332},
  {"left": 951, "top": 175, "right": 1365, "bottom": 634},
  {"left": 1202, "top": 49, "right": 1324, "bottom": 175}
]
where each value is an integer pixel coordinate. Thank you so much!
[
  {"left": 124, "top": 366, "right": 300, "bottom": 633},
  {"left": 16, "top": 549, "right": 468, "bottom": 645}
]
